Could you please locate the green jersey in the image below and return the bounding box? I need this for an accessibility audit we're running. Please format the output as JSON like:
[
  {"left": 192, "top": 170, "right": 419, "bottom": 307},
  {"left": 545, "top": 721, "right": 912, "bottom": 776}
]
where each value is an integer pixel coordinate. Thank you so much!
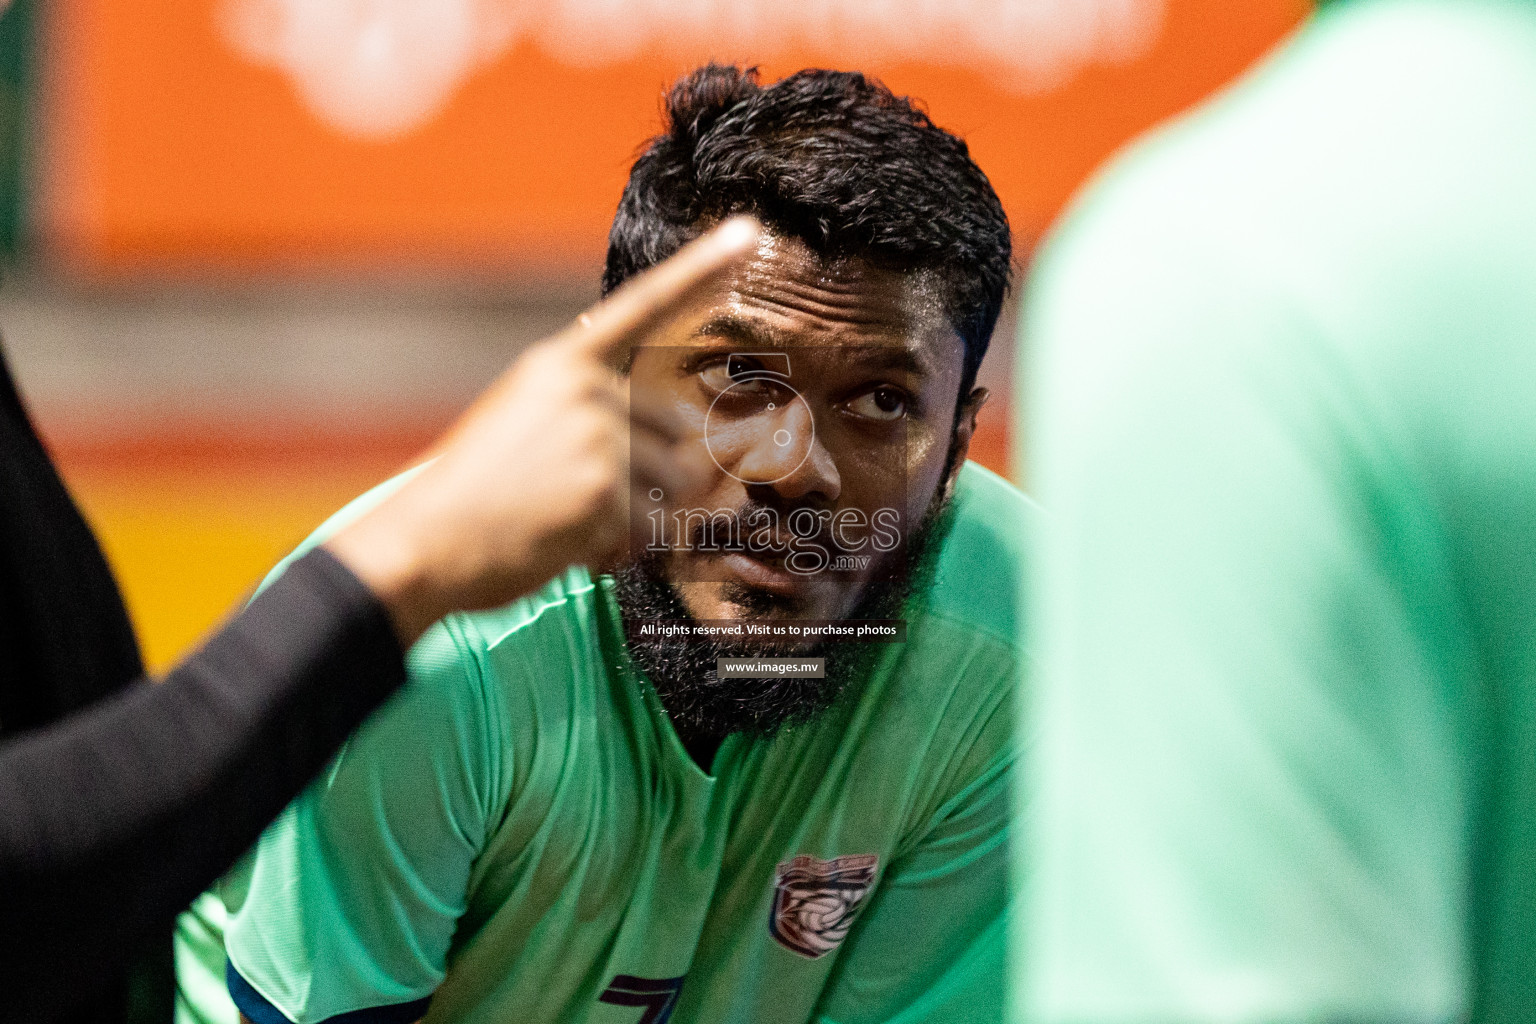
[
  {"left": 1019, "top": 1, "right": 1536, "bottom": 1021},
  {"left": 178, "top": 461, "right": 1029, "bottom": 1024}
]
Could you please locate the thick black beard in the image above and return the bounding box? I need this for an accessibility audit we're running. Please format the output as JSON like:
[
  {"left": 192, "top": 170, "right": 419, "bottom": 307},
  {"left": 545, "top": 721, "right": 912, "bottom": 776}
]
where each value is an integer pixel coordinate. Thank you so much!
[{"left": 612, "top": 492, "right": 954, "bottom": 743}]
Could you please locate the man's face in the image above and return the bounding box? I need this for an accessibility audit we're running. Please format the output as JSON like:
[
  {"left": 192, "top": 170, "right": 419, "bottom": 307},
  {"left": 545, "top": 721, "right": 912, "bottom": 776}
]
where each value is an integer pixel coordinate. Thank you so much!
[{"left": 629, "top": 232, "right": 981, "bottom": 624}]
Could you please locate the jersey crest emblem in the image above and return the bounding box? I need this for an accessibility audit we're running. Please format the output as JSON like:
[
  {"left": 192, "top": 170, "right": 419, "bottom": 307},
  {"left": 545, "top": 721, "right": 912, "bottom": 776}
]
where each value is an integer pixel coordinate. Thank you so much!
[{"left": 768, "top": 853, "right": 879, "bottom": 959}]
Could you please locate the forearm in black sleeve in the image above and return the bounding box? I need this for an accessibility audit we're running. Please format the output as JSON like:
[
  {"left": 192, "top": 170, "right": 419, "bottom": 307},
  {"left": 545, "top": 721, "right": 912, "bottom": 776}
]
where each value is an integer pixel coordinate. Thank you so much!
[{"left": 0, "top": 547, "right": 406, "bottom": 1016}]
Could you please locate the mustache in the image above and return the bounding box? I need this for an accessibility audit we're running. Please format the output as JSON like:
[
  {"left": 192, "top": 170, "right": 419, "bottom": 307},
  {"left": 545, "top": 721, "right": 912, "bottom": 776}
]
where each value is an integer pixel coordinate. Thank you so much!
[{"left": 679, "top": 500, "right": 838, "bottom": 553}]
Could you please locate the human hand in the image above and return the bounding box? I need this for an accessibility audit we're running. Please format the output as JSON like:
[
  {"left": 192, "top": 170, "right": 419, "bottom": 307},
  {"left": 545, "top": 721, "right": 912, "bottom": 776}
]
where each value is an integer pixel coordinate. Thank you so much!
[{"left": 326, "top": 216, "right": 759, "bottom": 644}]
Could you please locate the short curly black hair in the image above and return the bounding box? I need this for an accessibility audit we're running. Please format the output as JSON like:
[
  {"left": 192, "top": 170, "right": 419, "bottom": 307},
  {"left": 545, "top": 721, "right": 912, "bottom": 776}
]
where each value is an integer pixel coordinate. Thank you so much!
[{"left": 604, "top": 64, "right": 1013, "bottom": 397}]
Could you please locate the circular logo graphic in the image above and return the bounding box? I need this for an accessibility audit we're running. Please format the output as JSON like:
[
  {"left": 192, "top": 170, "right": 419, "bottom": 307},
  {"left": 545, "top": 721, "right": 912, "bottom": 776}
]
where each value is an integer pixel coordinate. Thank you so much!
[{"left": 704, "top": 380, "right": 816, "bottom": 485}]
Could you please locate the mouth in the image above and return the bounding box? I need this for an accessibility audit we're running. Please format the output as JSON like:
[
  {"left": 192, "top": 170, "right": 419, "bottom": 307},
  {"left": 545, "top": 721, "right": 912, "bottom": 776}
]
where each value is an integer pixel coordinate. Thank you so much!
[{"left": 716, "top": 551, "right": 808, "bottom": 597}]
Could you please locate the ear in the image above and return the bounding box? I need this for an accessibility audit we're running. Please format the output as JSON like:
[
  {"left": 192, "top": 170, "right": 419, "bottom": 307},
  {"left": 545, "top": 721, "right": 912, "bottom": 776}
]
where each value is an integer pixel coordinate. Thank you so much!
[{"left": 942, "top": 386, "right": 989, "bottom": 500}]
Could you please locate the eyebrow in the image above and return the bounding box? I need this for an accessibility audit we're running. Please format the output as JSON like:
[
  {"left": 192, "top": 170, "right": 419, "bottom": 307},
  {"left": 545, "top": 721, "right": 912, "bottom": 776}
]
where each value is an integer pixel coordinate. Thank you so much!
[
  {"left": 692, "top": 314, "right": 932, "bottom": 376},
  {"left": 694, "top": 314, "right": 791, "bottom": 349}
]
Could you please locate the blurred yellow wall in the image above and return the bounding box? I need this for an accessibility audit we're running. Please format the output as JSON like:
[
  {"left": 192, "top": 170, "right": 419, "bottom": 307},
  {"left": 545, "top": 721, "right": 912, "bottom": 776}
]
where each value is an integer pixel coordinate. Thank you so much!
[
  {"left": 71, "top": 473, "right": 370, "bottom": 671},
  {"left": 48, "top": 428, "right": 431, "bottom": 672}
]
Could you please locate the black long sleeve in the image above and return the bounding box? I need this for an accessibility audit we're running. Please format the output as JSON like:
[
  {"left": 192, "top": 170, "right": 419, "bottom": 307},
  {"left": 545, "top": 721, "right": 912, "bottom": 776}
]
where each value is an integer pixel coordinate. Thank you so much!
[
  {"left": 0, "top": 346, "right": 409, "bottom": 1021},
  {"left": 0, "top": 549, "right": 407, "bottom": 1020}
]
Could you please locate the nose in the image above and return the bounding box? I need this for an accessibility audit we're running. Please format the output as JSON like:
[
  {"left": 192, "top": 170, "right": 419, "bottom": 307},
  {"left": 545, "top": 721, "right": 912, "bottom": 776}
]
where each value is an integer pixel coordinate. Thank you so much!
[{"left": 734, "top": 399, "right": 841, "bottom": 503}]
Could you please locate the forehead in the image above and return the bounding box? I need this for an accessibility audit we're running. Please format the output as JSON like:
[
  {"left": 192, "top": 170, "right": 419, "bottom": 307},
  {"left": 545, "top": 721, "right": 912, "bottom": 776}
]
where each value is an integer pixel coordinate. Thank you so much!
[{"left": 701, "top": 233, "right": 959, "bottom": 364}]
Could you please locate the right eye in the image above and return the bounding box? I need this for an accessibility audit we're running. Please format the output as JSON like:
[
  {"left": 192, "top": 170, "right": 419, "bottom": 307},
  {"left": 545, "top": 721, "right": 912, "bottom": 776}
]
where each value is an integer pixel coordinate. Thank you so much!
[{"left": 699, "top": 356, "right": 768, "bottom": 394}]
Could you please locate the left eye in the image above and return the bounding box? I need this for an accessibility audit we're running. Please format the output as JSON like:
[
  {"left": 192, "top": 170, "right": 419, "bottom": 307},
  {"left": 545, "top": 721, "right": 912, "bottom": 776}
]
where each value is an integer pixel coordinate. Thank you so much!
[{"left": 847, "top": 387, "right": 908, "bottom": 421}]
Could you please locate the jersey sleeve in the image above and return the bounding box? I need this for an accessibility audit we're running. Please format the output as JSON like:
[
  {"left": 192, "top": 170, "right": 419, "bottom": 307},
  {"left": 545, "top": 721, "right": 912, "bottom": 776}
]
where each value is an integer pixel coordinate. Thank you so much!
[
  {"left": 1017, "top": 178, "right": 1470, "bottom": 1023},
  {"left": 224, "top": 617, "right": 505, "bottom": 1024},
  {"left": 812, "top": 705, "right": 1013, "bottom": 1024}
]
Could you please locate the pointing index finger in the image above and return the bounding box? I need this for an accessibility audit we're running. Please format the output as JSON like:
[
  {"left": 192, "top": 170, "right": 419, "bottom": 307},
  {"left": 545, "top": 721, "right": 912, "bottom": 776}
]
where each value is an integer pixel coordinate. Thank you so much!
[{"left": 570, "top": 215, "right": 760, "bottom": 368}]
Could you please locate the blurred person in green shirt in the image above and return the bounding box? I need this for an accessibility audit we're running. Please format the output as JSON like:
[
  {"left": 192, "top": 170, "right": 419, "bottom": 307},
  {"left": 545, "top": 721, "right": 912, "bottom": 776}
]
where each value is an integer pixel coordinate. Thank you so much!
[
  {"left": 1019, "top": 0, "right": 1536, "bottom": 1021},
  {"left": 178, "top": 64, "right": 1028, "bottom": 1024}
]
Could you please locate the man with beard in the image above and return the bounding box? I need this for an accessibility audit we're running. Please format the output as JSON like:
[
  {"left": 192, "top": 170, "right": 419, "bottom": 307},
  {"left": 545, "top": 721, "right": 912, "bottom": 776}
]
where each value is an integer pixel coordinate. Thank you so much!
[{"left": 177, "top": 64, "right": 1027, "bottom": 1024}]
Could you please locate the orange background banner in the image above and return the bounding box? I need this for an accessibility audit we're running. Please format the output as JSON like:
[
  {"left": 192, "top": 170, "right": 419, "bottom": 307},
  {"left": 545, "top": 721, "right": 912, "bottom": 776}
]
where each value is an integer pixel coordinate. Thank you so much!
[{"left": 43, "top": 0, "right": 1305, "bottom": 273}]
